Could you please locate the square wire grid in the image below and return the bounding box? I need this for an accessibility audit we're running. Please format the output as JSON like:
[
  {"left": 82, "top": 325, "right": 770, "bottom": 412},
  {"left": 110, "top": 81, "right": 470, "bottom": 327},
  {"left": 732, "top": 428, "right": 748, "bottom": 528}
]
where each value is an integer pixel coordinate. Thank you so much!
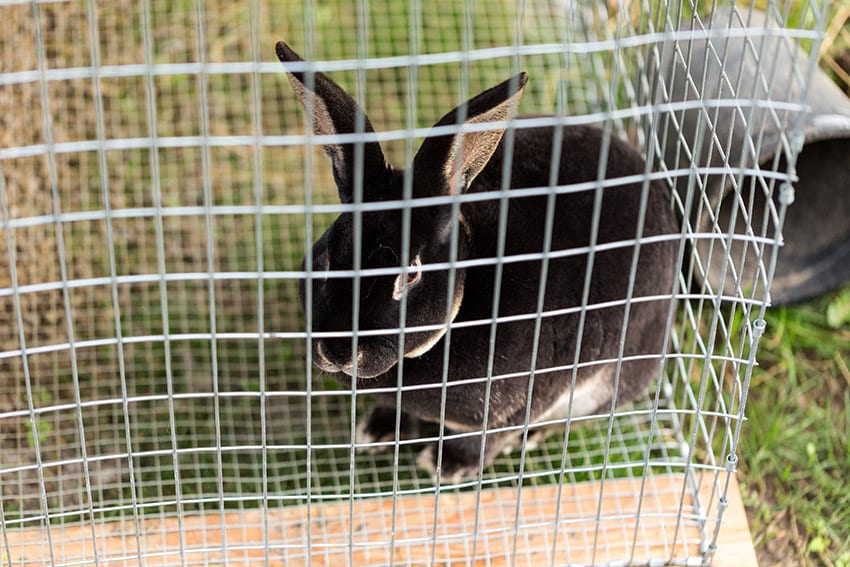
[{"left": 0, "top": 0, "right": 827, "bottom": 565}]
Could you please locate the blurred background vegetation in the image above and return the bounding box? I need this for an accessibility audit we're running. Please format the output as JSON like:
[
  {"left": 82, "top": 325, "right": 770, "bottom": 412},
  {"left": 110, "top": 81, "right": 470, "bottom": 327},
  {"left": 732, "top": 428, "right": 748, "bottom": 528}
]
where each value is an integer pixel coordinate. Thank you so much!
[{"left": 0, "top": 0, "right": 848, "bottom": 565}]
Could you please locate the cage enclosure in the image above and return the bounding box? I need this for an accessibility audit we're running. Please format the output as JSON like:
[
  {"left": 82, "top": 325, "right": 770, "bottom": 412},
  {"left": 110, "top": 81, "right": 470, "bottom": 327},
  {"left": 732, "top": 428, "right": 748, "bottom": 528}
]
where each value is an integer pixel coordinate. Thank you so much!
[{"left": 0, "top": 0, "right": 839, "bottom": 565}]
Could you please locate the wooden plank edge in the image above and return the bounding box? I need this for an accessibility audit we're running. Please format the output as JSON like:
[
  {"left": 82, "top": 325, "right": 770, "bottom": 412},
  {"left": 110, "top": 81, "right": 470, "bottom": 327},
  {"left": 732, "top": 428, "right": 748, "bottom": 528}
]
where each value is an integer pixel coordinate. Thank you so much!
[
  {"left": 700, "top": 473, "right": 759, "bottom": 567},
  {"left": 3, "top": 473, "right": 759, "bottom": 565}
]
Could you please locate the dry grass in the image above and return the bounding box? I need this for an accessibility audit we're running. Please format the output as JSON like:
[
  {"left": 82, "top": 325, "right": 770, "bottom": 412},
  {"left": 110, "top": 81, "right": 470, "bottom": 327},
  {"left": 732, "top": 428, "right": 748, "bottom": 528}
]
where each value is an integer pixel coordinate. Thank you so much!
[
  {"left": 0, "top": 0, "right": 310, "bottom": 514},
  {"left": 821, "top": 1, "right": 850, "bottom": 95},
  {"left": 0, "top": 0, "right": 536, "bottom": 519}
]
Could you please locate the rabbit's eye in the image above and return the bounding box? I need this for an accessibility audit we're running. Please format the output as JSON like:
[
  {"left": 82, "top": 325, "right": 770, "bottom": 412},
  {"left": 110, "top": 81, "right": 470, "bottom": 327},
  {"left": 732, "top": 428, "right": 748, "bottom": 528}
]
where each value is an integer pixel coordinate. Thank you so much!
[{"left": 392, "top": 255, "right": 422, "bottom": 301}]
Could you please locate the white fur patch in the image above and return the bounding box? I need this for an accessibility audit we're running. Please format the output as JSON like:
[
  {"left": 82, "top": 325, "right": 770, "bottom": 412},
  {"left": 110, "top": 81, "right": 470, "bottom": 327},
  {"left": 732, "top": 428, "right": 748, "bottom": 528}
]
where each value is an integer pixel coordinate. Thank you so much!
[
  {"left": 415, "top": 445, "right": 437, "bottom": 479},
  {"left": 540, "top": 367, "right": 613, "bottom": 421}
]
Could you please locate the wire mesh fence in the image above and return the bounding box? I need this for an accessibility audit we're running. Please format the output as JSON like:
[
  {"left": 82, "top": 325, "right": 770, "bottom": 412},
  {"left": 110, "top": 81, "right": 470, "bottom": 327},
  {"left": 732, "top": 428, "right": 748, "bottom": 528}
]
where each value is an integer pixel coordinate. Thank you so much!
[{"left": 0, "top": 0, "right": 836, "bottom": 565}]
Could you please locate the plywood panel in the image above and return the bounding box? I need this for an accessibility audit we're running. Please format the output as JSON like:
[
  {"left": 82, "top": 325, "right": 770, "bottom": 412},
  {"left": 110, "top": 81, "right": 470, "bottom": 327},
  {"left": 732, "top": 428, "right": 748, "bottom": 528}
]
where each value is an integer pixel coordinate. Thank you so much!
[{"left": 4, "top": 473, "right": 756, "bottom": 566}]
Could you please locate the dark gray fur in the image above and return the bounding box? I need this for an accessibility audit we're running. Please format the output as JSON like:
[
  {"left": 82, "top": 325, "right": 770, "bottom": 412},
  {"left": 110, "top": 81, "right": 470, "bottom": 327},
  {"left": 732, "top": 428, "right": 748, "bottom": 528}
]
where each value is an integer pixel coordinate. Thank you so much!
[{"left": 277, "top": 42, "right": 680, "bottom": 482}]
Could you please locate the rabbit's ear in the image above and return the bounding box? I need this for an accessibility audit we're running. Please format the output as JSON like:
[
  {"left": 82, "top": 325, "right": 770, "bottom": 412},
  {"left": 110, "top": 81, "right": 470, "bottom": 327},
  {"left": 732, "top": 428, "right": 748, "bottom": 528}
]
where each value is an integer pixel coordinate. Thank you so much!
[
  {"left": 276, "top": 42, "right": 388, "bottom": 203},
  {"left": 413, "top": 73, "right": 527, "bottom": 197}
]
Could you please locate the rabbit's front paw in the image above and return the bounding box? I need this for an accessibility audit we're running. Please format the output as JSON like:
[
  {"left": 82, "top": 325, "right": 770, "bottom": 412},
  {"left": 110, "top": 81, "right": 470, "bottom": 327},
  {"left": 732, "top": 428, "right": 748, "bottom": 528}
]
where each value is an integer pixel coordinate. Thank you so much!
[
  {"left": 499, "top": 425, "right": 554, "bottom": 455},
  {"left": 356, "top": 407, "right": 419, "bottom": 454},
  {"left": 416, "top": 435, "right": 491, "bottom": 484},
  {"left": 416, "top": 445, "right": 480, "bottom": 484}
]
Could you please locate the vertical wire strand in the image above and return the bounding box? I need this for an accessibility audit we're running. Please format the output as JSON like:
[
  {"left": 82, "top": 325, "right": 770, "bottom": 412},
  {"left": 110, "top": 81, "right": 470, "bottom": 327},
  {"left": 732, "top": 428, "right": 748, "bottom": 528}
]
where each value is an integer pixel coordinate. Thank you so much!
[
  {"left": 504, "top": 1, "right": 550, "bottom": 565},
  {"left": 470, "top": 76, "right": 522, "bottom": 567},
  {"left": 428, "top": 2, "right": 475, "bottom": 561},
  {"left": 425, "top": 17, "right": 477, "bottom": 565},
  {"left": 463, "top": 14, "right": 526, "bottom": 564},
  {"left": 247, "top": 1, "right": 271, "bottom": 565},
  {"left": 32, "top": 2, "right": 101, "bottom": 563},
  {"left": 387, "top": 0, "right": 421, "bottom": 563},
  {"left": 140, "top": 1, "right": 186, "bottom": 563},
  {"left": 0, "top": 253, "right": 11, "bottom": 564},
  {"left": 587, "top": 23, "right": 645, "bottom": 567},
  {"left": 626, "top": 10, "right": 696, "bottom": 565},
  {"left": 346, "top": 3, "right": 370, "bottom": 563},
  {"left": 0, "top": 158, "right": 57, "bottom": 566},
  {"left": 508, "top": 1, "right": 529, "bottom": 563},
  {"left": 299, "top": 5, "right": 317, "bottom": 560},
  {"left": 0, "top": 453, "right": 8, "bottom": 563},
  {"left": 84, "top": 0, "right": 144, "bottom": 563},
  {"left": 511, "top": 113, "right": 565, "bottom": 567},
  {"left": 191, "top": 1, "right": 230, "bottom": 560},
  {"left": 461, "top": 1, "right": 488, "bottom": 562},
  {"left": 546, "top": 9, "right": 590, "bottom": 564}
]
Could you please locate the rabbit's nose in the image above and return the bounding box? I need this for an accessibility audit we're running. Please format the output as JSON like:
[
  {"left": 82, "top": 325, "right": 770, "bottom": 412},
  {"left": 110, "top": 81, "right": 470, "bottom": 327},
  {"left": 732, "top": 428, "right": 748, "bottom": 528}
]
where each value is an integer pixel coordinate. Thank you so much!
[{"left": 315, "top": 340, "right": 363, "bottom": 375}]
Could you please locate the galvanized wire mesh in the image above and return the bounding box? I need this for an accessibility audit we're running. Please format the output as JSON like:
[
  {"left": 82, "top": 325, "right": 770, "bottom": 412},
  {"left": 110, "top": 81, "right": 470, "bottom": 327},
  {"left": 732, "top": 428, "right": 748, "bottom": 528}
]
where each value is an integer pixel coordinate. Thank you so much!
[{"left": 0, "top": 0, "right": 829, "bottom": 565}]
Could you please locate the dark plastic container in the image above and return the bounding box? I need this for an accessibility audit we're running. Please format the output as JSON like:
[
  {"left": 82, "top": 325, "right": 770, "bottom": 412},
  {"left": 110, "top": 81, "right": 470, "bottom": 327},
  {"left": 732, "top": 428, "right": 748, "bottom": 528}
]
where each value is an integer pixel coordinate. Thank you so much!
[{"left": 651, "top": 8, "right": 850, "bottom": 304}]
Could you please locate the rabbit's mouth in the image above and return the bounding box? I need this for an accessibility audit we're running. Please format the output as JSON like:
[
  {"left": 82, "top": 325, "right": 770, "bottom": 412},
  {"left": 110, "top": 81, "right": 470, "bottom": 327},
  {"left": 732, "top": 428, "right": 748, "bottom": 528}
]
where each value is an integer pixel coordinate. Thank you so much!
[
  {"left": 313, "top": 278, "right": 465, "bottom": 378},
  {"left": 314, "top": 340, "right": 394, "bottom": 379}
]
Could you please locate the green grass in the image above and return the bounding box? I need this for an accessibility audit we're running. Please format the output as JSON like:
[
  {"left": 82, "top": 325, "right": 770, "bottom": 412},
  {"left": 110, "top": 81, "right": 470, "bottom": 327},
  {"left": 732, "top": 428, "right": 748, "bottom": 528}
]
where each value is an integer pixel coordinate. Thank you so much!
[{"left": 740, "top": 283, "right": 850, "bottom": 566}]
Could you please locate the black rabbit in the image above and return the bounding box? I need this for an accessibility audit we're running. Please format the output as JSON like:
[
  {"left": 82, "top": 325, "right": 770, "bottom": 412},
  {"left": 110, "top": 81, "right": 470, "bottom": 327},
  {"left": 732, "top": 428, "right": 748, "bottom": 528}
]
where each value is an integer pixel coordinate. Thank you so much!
[{"left": 277, "top": 42, "right": 680, "bottom": 482}]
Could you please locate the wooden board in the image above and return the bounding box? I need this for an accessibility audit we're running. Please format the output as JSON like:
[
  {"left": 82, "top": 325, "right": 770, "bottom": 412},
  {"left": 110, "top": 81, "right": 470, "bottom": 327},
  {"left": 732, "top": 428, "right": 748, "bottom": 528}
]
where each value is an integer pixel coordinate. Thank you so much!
[
  {"left": 708, "top": 474, "right": 760, "bottom": 567},
  {"left": 3, "top": 473, "right": 756, "bottom": 566}
]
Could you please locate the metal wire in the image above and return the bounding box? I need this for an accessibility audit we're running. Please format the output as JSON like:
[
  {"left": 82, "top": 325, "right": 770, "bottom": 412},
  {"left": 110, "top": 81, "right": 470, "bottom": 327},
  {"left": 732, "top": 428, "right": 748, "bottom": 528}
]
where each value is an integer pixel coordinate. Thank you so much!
[{"left": 0, "top": 1, "right": 830, "bottom": 565}]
